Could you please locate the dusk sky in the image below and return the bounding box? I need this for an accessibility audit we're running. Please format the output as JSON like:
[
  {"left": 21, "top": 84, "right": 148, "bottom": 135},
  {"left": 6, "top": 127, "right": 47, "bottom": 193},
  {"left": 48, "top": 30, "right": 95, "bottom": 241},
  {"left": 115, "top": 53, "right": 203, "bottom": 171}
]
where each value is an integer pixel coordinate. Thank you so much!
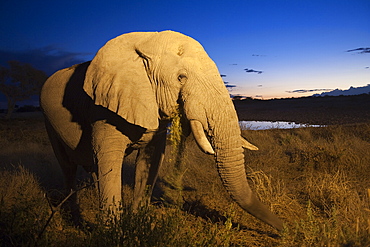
[{"left": 1, "top": 0, "right": 369, "bottom": 99}]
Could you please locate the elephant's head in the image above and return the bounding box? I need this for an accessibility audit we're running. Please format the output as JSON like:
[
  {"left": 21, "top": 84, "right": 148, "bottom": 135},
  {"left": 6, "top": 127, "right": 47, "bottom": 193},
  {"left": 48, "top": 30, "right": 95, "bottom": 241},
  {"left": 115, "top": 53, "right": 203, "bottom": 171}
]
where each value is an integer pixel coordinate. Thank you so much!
[{"left": 83, "top": 31, "right": 283, "bottom": 230}]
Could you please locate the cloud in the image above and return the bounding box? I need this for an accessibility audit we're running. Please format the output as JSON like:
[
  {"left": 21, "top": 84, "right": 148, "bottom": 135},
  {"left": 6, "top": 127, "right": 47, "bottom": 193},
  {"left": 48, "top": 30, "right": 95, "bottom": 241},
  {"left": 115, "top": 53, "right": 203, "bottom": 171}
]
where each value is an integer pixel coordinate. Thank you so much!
[
  {"left": 346, "top": 47, "right": 370, "bottom": 54},
  {"left": 244, "top": 68, "right": 263, "bottom": 74},
  {"left": 314, "top": 84, "right": 370, "bottom": 97},
  {"left": 223, "top": 80, "right": 236, "bottom": 89},
  {"left": 0, "top": 46, "right": 91, "bottom": 75},
  {"left": 225, "top": 84, "right": 236, "bottom": 88},
  {"left": 286, "top": 89, "right": 332, "bottom": 93}
]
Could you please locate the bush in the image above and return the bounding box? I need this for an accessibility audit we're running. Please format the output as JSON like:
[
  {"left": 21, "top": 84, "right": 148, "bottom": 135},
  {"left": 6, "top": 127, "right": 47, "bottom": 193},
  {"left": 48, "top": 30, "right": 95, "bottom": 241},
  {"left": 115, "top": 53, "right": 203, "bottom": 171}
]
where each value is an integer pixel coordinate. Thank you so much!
[{"left": 0, "top": 166, "right": 50, "bottom": 246}]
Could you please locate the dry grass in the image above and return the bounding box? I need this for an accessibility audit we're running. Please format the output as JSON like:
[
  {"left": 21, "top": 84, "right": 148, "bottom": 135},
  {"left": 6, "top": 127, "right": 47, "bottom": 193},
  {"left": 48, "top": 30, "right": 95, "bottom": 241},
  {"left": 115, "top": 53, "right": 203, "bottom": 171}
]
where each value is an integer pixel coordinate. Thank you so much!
[
  {"left": 0, "top": 117, "right": 369, "bottom": 246},
  {"left": 242, "top": 124, "right": 370, "bottom": 246}
]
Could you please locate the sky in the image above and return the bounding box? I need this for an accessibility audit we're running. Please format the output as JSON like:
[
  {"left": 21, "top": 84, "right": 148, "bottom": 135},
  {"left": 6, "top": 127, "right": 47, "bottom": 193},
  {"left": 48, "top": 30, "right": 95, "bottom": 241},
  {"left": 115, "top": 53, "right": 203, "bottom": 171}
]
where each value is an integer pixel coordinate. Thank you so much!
[{"left": 1, "top": 0, "right": 369, "bottom": 99}]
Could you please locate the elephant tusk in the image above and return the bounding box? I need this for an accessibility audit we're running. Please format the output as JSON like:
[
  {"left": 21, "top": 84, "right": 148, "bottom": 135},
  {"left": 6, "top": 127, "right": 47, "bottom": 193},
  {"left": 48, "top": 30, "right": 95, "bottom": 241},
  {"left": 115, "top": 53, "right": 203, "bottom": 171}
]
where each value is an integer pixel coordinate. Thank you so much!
[
  {"left": 241, "top": 137, "right": 259, "bottom": 150},
  {"left": 190, "top": 120, "right": 215, "bottom": 155}
]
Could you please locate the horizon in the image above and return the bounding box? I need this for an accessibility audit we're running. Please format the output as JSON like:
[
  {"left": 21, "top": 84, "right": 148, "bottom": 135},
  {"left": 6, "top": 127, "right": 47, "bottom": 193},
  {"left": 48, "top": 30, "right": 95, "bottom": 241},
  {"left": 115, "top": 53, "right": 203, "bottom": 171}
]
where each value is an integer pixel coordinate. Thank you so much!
[
  {"left": 1, "top": 0, "right": 369, "bottom": 99},
  {"left": 1, "top": 84, "right": 369, "bottom": 111}
]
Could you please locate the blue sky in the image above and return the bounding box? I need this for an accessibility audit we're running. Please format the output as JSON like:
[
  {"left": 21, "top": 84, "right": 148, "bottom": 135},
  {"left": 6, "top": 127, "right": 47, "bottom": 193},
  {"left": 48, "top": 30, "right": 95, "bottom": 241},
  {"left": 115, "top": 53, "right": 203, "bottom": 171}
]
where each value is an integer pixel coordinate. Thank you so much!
[{"left": 1, "top": 0, "right": 369, "bottom": 99}]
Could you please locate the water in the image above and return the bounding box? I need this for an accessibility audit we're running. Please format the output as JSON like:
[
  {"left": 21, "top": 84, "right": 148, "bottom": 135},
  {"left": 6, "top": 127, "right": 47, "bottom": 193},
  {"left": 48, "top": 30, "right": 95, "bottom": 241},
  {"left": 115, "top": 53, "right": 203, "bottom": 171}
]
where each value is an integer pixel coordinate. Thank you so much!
[{"left": 240, "top": 121, "right": 323, "bottom": 130}]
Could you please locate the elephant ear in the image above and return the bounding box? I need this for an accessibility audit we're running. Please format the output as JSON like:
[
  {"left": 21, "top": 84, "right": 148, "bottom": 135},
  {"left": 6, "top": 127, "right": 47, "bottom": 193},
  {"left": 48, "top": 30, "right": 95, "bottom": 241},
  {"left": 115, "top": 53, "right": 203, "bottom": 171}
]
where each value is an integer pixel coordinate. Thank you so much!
[{"left": 83, "top": 32, "right": 159, "bottom": 130}]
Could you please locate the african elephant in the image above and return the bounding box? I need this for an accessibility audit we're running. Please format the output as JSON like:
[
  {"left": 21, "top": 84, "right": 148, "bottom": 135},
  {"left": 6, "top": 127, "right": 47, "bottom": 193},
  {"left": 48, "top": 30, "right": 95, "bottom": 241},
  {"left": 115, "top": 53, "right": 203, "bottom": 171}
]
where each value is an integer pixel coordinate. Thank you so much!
[{"left": 40, "top": 30, "right": 283, "bottom": 230}]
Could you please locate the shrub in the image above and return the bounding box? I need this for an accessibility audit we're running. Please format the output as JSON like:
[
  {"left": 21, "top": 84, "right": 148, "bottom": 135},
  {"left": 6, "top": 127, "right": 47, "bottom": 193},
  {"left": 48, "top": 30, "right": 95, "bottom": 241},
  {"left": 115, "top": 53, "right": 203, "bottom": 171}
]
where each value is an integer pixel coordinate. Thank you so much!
[{"left": 0, "top": 166, "right": 50, "bottom": 246}]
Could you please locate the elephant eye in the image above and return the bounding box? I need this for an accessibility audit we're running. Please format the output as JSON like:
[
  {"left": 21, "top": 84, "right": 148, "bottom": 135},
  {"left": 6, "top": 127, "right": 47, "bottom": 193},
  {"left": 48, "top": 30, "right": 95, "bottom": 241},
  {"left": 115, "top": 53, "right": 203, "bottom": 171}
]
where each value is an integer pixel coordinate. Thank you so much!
[{"left": 178, "top": 74, "right": 187, "bottom": 84}]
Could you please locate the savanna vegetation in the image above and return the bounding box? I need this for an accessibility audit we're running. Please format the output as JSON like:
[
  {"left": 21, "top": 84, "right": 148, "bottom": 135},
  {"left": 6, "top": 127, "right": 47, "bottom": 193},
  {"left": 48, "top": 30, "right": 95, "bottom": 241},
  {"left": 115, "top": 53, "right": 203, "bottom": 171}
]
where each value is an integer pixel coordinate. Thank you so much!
[
  {"left": 0, "top": 99, "right": 370, "bottom": 246},
  {"left": 0, "top": 61, "right": 47, "bottom": 119}
]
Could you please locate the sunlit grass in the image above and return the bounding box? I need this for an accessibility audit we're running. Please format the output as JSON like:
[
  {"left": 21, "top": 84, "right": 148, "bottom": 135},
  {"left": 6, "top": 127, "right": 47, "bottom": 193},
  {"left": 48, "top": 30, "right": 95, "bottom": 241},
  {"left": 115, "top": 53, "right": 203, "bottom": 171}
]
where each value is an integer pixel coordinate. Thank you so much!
[{"left": 1, "top": 118, "right": 370, "bottom": 246}]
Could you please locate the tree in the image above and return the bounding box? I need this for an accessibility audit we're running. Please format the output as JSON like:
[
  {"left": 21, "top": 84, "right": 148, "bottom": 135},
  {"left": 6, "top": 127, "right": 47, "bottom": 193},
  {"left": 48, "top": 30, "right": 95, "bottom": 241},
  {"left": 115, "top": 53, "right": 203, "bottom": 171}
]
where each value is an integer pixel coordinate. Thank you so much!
[{"left": 0, "top": 61, "right": 47, "bottom": 119}]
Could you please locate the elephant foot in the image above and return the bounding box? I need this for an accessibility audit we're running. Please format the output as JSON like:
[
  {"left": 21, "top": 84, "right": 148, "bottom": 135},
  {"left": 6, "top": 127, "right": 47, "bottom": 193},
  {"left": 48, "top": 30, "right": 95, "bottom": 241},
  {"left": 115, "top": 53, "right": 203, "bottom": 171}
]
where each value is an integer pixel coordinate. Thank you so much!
[
  {"left": 60, "top": 203, "right": 83, "bottom": 227},
  {"left": 71, "top": 208, "right": 83, "bottom": 227}
]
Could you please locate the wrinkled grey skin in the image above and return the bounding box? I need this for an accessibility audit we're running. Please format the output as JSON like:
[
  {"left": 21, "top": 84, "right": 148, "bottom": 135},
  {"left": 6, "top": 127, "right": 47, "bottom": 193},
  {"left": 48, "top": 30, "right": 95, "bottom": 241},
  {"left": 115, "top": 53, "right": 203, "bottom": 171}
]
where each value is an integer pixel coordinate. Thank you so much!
[{"left": 40, "top": 31, "right": 283, "bottom": 230}]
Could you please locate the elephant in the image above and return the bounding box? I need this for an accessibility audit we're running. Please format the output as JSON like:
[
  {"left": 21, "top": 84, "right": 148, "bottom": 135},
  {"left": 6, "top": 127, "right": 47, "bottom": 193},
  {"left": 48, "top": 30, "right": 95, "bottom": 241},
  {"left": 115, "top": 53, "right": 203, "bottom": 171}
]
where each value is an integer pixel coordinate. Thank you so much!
[{"left": 40, "top": 30, "right": 283, "bottom": 230}]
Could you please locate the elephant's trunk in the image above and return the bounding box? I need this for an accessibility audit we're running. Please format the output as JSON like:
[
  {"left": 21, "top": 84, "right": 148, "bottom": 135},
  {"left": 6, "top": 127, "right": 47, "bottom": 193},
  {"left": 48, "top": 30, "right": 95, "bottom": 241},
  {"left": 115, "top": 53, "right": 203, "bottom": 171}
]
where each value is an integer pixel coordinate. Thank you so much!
[
  {"left": 210, "top": 108, "right": 284, "bottom": 231},
  {"left": 182, "top": 71, "right": 282, "bottom": 230}
]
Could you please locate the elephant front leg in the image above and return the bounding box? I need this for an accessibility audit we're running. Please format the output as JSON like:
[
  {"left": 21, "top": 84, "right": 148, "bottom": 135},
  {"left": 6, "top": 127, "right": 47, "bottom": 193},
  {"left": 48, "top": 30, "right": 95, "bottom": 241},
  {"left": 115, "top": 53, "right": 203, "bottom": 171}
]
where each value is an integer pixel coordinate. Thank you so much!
[
  {"left": 133, "top": 128, "right": 167, "bottom": 210},
  {"left": 92, "top": 120, "right": 130, "bottom": 214}
]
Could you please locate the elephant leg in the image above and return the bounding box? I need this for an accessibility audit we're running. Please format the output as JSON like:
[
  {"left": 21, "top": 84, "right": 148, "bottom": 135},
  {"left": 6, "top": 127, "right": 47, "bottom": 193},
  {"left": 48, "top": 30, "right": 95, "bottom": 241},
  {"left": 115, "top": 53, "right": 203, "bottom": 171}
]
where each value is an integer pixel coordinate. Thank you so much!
[
  {"left": 133, "top": 128, "right": 167, "bottom": 210},
  {"left": 59, "top": 159, "right": 80, "bottom": 224},
  {"left": 92, "top": 120, "right": 130, "bottom": 214},
  {"left": 44, "top": 120, "right": 81, "bottom": 225}
]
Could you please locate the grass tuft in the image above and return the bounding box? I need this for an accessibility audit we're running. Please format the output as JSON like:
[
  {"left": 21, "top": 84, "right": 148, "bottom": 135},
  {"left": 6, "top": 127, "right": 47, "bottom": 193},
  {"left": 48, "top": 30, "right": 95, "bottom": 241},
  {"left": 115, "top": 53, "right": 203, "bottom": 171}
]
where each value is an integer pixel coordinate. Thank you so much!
[{"left": 1, "top": 118, "right": 370, "bottom": 246}]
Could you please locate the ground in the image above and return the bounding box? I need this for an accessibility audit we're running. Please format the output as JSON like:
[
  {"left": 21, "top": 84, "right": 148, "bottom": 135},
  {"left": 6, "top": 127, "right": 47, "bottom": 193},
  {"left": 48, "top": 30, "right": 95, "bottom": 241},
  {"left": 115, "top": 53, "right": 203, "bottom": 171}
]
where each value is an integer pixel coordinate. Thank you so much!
[{"left": 0, "top": 94, "right": 369, "bottom": 246}]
